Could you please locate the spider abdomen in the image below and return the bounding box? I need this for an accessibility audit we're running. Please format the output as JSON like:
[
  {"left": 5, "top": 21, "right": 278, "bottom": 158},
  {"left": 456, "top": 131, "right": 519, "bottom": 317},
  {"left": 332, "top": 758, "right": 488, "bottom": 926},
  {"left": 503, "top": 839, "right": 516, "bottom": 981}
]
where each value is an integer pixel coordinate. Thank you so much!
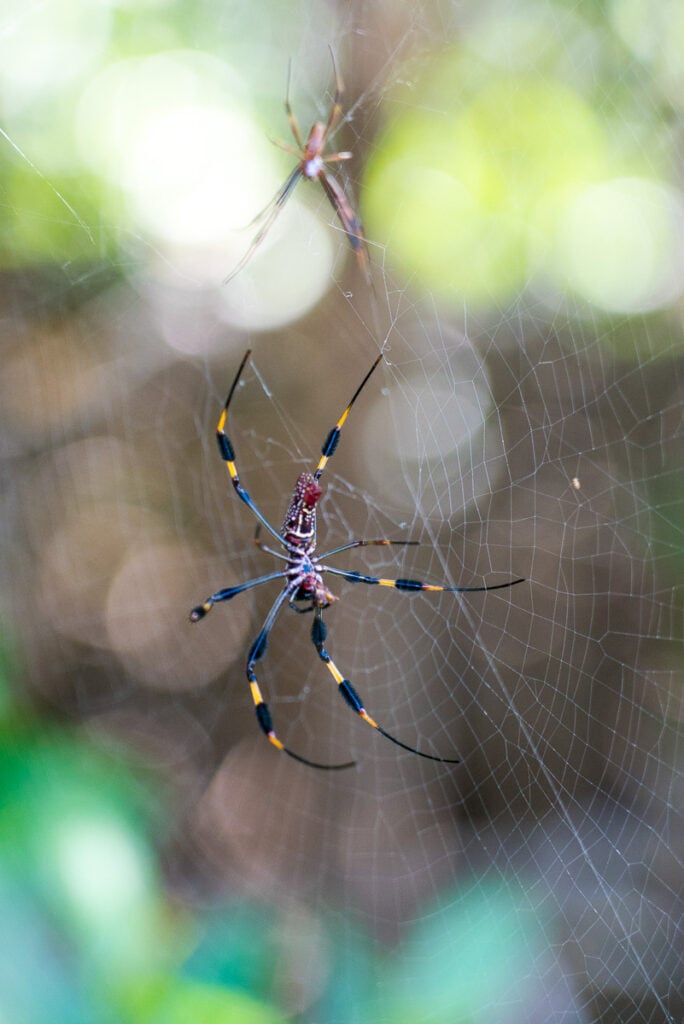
[{"left": 281, "top": 471, "right": 322, "bottom": 548}]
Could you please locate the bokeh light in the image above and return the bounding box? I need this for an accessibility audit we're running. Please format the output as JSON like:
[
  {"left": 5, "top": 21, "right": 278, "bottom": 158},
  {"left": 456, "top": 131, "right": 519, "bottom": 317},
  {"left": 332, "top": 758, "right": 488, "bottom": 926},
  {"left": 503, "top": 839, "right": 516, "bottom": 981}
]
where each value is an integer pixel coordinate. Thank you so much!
[
  {"left": 361, "top": 336, "right": 501, "bottom": 521},
  {"left": 1, "top": 1, "right": 682, "bottom": 1022},
  {"left": 551, "top": 177, "right": 684, "bottom": 313},
  {"left": 76, "top": 52, "right": 271, "bottom": 265},
  {"left": 75, "top": 48, "right": 337, "bottom": 319},
  {"left": 0, "top": 0, "right": 111, "bottom": 114},
  {"left": 609, "top": 0, "right": 684, "bottom": 106},
  {"left": 364, "top": 35, "right": 681, "bottom": 315}
]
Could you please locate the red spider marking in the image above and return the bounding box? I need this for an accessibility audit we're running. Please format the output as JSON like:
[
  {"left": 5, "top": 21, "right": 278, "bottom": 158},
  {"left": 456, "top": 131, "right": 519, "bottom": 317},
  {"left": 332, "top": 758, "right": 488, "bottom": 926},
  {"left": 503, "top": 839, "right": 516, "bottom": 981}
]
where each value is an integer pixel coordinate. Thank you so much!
[{"left": 282, "top": 471, "right": 322, "bottom": 548}]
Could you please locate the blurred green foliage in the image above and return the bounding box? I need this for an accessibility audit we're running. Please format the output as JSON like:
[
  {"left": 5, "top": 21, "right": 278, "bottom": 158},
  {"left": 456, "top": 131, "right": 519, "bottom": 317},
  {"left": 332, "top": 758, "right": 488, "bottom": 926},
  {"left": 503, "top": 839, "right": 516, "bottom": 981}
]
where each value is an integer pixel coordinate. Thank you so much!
[
  {"left": 373, "top": 881, "right": 548, "bottom": 1024},
  {"left": 0, "top": 622, "right": 555, "bottom": 1022},
  {"left": 0, "top": 636, "right": 287, "bottom": 1022},
  {"left": 118, "top": 976, "right": 286, "bottom": 1024},
  {"left": 2, "top": 0, "right": 683, "bottom": 318},
  {"left": 364, "top": 40, "right": 680, "bottom": 312}
]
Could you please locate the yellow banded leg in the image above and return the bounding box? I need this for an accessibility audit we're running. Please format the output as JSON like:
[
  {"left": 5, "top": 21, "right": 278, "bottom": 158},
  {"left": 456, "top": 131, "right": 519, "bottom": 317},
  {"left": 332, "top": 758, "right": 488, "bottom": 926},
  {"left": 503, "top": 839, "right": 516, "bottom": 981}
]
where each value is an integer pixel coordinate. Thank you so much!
[
  {"left": 216, "top": 403, "right": 240, "bottom": 487},
  {"left": 311, "top": 613, "right": 460, "bottom": 764},
  {"left": 321, "top": 653, "right": 379, "bottom": 730},
  {"left": 249, "top": 678, "right": 285, "bottom": 752},
  {"left": 314, "top": 354, "right": 383, "bottom": 480},
  {"left": 247, "top": 653, "right": 354, "bottom": 771},
  {"left": 325, "top": 567, "right": 525, "bottom": 594},
  {"left": 214, "top": 352, "right": 285, "bottom": 545},
  {"left": 311, "top": 614, "right": 378, "bottom": 731}
]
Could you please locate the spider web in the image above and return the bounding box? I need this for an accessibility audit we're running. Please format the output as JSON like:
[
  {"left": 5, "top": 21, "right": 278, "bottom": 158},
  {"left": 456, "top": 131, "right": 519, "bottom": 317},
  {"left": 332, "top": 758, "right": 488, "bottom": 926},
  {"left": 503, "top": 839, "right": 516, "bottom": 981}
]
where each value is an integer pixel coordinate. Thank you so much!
[{"left": 1, "top": 1, "right": 682, "bottom": 1023}]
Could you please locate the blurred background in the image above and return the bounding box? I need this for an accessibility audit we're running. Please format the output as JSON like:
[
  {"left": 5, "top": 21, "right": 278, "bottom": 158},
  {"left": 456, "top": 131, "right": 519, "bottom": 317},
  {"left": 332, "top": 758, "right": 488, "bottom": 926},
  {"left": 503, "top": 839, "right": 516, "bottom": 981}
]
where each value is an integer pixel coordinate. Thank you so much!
[{"left": 0, "top": 0, "right": 682, "bottom": 1022}]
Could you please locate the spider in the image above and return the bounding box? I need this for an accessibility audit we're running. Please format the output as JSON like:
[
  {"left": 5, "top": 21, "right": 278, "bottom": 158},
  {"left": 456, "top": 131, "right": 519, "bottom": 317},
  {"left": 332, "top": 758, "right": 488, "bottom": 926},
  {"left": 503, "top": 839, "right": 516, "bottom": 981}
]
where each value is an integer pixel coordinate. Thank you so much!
[
  {"left": 190, "top": 351, "right": 525, "bottom": 770},
  {"left": 224, "top": 50, "right": 369, "bottom": 285}
]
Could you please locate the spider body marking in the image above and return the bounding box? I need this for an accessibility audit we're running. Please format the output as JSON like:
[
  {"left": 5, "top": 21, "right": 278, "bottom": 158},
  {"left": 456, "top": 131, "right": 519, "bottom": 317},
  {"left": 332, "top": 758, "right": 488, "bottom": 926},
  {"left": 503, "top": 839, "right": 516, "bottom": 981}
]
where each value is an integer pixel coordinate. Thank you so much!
[
  {"left": 190, "top": 350, "right": 525, "bottom": 770},
  {"left": 281, "top": 471, "right": 337, "bottom": 612},
  {"left": 223, "top": 50, "right": 370, "bottom": 285}
]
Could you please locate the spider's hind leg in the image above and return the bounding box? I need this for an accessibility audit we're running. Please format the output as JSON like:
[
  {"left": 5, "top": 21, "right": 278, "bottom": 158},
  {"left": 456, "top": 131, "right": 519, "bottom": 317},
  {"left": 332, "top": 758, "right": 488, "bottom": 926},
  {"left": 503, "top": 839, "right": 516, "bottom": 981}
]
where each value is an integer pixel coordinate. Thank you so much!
[
  {"left": 245, "top": 592, "right": 354, "bottom": 771},
  {"left": 311, "top": 611, "right": 460, "bottom": 765}
]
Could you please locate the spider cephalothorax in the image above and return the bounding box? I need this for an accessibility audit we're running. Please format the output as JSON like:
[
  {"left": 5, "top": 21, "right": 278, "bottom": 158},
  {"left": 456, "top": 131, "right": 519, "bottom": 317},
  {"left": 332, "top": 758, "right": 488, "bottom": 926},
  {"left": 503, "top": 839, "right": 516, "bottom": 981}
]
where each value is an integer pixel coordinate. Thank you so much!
[{"left": 281, "top": 473, "right": 336, "bottom": 610}]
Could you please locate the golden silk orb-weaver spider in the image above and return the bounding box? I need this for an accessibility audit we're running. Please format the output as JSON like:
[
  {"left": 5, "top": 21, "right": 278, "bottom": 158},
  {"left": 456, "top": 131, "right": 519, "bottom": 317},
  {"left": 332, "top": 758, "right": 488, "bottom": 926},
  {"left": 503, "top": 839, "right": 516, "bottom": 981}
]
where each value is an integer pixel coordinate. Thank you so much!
[
  {"left": 190, "top": 351, "right": 525, "bottom": 770},
  {"left": 223, "top": 49, "right": 370, "bottom": 285}
]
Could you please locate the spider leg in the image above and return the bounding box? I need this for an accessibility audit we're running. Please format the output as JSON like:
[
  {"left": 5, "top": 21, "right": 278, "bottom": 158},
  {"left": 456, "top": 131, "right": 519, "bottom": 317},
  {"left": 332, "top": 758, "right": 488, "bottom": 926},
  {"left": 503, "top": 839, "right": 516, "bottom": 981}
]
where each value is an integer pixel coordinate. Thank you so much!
[
  {"left": 247, "top": 588, "right": 355, "bottom": 770},
  {"left": 242, "top": 165, "right": 302, "bottom": 230},
  {"left": 189, "top": 570, "right": 286, "bottom": 622},
  {"left": 314, "top": 353, "right": 383, "bottom": 481},
  {"left": 317, "top": 539, "right": 418, "bottom": 559},
  {"left": 288, "top": 600, "right": 315, "bottom": 614},
  {"left": 311, "top": 610, "right": 460, "bottom": 764},
  {"left": 318, "top": 169, "right": 369, "bottom": 281},
  {"left": 269, "top": 139, "right": 303, "bottom": 159},
  {"left": 321, "top": 568, "right": 526, "bottom": 593},
  {"left": 253, "top": 525, "right": 289, "bottom": 562},
  {"left": 214, "top": 350, "right": 285, "bottom": 544},
  {"left": 321, "top": 46, "right": 344, "bottom": 144},
  {"left": 223, "top": 166, "right": 302, "bottom": 283},
  {"left": 284, "top": 58, "right": 304, "bottom": 149}
]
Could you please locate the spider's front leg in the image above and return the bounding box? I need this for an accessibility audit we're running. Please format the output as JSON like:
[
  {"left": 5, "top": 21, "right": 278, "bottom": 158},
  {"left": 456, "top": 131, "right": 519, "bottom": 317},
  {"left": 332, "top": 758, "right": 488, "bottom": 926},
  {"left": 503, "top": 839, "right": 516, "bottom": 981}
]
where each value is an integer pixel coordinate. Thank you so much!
[
  {"left": 323, "top": 47, "right": 344, "bottom": 142},
  {"left": 283, "top": 57, "right": 304, "bottom": 150},
  {"left": 314, "top": 352, "right": 383, "bottom": 481},
  {"left": 214, "top": 351, "right": 285, "bottom": 544}
]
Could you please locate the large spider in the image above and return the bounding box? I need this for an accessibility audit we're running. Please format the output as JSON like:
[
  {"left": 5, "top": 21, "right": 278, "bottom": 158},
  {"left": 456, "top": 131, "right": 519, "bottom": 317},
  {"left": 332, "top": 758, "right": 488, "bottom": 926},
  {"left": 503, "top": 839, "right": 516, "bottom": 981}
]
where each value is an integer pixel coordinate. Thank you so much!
[
  {"left": 190, "top": 351, "right": 525, "bottom": 769},
  {"left": 224, "top": 51, "right": 369, "bottom": 284}
]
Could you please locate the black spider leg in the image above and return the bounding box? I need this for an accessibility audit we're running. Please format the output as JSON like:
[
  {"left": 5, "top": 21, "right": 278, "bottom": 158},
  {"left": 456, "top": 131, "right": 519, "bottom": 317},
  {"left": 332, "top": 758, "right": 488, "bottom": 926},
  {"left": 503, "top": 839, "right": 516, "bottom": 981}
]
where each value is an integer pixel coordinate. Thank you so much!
[
  {"left": 247, "top": 586, "right": 355, "bottom": 771},
  {"left": 189, "top": 570, "right": 286, "bottom": 622},
  {"left": 311, "top": 609, "right": 460, "bottom": 764},
  {"left": 314, "top": 352, "right": 383, "bottom": 481},
  {"left": 321, "top": 567, "right": 526, "bottom": 594},
  {"left": 215, "top": 350, "right": 286, "bottom": 545}
]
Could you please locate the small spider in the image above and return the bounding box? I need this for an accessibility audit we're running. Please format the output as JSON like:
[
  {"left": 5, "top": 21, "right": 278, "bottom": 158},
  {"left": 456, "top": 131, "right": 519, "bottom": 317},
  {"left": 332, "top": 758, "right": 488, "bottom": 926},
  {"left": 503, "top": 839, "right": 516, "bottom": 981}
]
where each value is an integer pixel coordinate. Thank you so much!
[
  {"left": 190, "top": 351, "right": 525, "bottom": 769},
  {"left": 224, "top": 50, "right": 369, "bottom": 284}
]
